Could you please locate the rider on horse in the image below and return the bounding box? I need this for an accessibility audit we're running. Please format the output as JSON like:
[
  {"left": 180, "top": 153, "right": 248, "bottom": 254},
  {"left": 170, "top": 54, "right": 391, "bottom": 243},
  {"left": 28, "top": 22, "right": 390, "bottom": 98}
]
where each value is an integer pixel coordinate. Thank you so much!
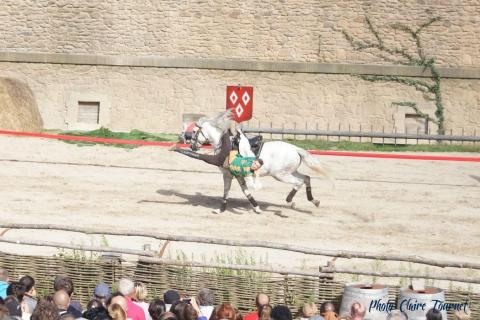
[{"left": 171, "top": 125, "right": 263, "bottom": 177}]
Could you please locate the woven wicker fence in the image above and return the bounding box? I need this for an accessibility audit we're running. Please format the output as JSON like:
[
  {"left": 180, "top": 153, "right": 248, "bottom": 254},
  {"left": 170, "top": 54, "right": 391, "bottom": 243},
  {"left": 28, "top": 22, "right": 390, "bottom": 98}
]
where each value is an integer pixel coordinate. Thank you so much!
[{"left": 0, "top": 251, "right": 477, "bottom": 318}]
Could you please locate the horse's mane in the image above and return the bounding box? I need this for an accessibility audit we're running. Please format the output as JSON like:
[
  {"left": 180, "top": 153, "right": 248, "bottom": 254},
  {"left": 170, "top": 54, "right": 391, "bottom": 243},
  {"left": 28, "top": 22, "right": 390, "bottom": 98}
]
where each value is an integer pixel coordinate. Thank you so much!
[{"left": 197, "top": 109, "right": 234, "bottom": 133}]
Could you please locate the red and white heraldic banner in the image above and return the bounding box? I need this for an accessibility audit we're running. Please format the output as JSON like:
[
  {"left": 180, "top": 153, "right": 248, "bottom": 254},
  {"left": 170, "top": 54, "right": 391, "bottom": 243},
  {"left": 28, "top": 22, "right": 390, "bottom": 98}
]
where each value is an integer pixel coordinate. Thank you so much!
[{"left": 226, "top": 86, "right": 253, "bottom": 123}]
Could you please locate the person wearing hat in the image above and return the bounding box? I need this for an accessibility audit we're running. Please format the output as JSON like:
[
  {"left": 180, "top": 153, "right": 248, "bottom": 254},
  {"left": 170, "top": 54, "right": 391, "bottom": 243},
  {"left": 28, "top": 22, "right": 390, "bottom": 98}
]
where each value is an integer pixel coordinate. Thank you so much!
[{"left": 93, "top": 282, "right": 111, "bottom": 307}]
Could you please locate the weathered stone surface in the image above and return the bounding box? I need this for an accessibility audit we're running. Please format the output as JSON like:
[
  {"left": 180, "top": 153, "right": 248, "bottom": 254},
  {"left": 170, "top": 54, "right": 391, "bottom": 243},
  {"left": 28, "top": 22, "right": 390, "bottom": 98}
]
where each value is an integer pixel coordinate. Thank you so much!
[
  {"left": 0, "top": 62, "right": 478, "bottom": 135},
  {"left": 0, "top": 0, "right": 478, "bottom": 67}
]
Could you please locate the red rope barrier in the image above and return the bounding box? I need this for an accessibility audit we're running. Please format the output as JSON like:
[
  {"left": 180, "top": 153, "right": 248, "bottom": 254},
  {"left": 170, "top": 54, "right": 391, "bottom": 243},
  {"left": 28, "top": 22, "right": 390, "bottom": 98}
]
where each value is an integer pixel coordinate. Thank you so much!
[
  {"left": 309, "top": 150, "right": 480, "bottom": 162},
  {"left": 1, "top": 129, "right": 479, "bottom": 162}
]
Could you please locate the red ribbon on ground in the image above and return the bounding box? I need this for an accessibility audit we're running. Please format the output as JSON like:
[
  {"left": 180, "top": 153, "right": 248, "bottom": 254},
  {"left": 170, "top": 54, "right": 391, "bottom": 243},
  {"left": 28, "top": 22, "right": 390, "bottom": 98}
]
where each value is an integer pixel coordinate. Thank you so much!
[{"left": 0, "top": 129, "right": 479, "bottom": 162}]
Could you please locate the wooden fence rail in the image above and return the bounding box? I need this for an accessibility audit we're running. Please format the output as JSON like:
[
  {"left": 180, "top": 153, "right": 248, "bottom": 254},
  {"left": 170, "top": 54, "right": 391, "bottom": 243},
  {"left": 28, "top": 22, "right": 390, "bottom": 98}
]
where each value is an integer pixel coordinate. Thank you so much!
[{"left": 1, "top": 223, "right": 478, "bottom": 270}]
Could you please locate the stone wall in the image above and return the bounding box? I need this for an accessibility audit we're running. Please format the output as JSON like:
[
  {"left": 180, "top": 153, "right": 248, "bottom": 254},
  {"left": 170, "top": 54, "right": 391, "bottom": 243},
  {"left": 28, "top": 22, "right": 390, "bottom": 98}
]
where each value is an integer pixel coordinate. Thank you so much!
[
  {"left": 0, "top": 0, "right": 478, "bottom": 67},
  {"left": 1, "top": 62, "right": 478, "bottom": 135},
  {"left": 0, "top": 0, "right": 479, "bottom": 133}
]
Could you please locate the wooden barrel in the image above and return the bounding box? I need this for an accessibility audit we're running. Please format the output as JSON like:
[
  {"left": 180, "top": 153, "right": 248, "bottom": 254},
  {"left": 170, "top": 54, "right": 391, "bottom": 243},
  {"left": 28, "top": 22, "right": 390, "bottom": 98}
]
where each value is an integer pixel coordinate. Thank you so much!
[
  {"left": 339, "top": 283, "right": 391, "bottom": 320},
  {"left": 398, "top": 287, "right": 447, "bottom": 320}
]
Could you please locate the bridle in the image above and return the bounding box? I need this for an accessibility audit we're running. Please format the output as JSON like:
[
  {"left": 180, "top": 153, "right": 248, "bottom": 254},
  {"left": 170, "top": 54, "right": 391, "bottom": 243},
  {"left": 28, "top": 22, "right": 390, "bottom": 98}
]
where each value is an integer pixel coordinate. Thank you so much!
[{"left": 190, "top": 124, "right": 209, "bottom": 151}]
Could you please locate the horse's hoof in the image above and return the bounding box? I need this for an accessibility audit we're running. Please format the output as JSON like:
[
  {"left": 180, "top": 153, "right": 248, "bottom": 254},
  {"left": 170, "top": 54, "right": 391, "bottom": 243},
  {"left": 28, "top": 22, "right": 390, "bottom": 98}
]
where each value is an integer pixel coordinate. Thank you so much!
[
  {"left": 290, "top": 202, "right": 296, "bottom": 209},
  {"left": 212, "top": 208, "right": 222, "bottom": 214},
  {"left": 312, "top": 199, "right": 320, "bottom": 207},
  {"left": 253, "top": 206, "right": 262, "bottom": 214}
]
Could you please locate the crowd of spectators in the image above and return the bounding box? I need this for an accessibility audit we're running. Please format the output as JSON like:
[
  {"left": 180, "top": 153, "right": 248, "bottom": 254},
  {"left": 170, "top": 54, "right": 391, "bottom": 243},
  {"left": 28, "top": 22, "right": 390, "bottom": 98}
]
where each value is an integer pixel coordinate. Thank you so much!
[{"left": 0, "top": 268, "right": 471, "bottom": 320}]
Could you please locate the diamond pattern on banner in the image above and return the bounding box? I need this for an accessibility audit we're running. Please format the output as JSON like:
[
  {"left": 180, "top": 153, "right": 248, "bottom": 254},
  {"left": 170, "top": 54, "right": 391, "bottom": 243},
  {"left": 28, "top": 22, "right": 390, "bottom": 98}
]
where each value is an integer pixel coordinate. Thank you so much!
[
  {"left": 242, "top": 92, "right": 250, "bottom": 105},
  {"left": 229, "top": 91, "right": 238, "bottom": 105},
  {"left": 235, "top": 105, "right": 244, "bottom": 117}
]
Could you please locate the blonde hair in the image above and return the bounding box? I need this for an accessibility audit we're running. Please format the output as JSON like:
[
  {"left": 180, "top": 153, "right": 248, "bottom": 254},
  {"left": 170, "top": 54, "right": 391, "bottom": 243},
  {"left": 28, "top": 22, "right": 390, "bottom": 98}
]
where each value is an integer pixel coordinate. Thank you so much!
[
  {"left": 108, "top": 303, "right": 127, "bottom": 320},
  {"left": 134, "top": 282, "right": 148, "bottom": 301},
  {"left": 302, "top": 302, "right": 318, "bottom": 318}
]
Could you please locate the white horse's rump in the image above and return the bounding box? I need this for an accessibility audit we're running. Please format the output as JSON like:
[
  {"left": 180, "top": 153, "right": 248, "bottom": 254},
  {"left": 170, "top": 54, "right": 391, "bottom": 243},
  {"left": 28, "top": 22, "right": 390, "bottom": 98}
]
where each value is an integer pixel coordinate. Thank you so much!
[{"left": 190, "top": 110, "right": 332, "bottom": 213}]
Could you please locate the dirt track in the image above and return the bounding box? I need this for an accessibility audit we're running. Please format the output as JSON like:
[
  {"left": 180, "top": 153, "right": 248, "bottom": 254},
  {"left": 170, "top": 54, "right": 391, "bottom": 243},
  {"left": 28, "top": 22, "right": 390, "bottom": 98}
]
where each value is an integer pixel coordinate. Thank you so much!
[{"left": 0, "top": 135, "right": 479, "bottom": 285}]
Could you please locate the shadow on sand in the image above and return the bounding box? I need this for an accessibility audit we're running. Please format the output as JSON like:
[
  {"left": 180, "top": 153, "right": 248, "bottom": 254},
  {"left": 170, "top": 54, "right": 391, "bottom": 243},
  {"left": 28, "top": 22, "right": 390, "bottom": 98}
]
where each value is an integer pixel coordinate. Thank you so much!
[{"left": 138, "top": 189, "right": 316, "bottom": 218}]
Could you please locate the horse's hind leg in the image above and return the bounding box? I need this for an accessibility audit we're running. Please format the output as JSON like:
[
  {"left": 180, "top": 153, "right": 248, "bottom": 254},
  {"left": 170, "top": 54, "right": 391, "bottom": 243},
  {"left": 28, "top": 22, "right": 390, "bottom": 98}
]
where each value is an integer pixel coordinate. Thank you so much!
[
  {"left": 214, "top": 173, "right": 233, "bottom": 214},
  {"left": 236, "top": 176, "right": 262, "bottom": 214},
  {"left": 276, "top": 172, "right": 320, "bottom": 208},
  {"left": 273, "top": 172, "right": 305, "bottom": 209},
  {"left": 300, "top": 173, "right": 320, "bottom": 207}
]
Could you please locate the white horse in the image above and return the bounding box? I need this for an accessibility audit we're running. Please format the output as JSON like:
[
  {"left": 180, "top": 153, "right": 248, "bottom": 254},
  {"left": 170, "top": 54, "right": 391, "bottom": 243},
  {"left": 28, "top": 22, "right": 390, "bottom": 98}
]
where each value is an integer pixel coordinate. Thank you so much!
[{"left": 189, "top": 110, "right": 331, "bottom": 214}]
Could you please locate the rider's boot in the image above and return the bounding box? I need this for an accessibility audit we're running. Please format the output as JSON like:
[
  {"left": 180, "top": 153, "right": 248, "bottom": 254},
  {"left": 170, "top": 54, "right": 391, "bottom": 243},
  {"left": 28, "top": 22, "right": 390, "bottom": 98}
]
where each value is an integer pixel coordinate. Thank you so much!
[{"left": 173, "top": 148, "right": 201, "bottom": 159}]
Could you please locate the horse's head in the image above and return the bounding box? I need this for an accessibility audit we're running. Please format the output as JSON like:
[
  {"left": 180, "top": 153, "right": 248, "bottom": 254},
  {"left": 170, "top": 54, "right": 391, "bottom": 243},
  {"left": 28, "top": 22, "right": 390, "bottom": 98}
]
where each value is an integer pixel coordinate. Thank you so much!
[
  {"left": 190, "top": 123, "right": 207, "bottom": 151},
  {"left": 189, "top": 110, "right": 232, "bottom": 151}
]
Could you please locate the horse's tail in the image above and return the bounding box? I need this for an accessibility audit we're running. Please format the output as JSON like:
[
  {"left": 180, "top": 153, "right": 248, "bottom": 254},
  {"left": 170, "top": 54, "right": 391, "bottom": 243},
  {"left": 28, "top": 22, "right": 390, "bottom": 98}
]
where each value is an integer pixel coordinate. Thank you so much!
[{"left": 296, "top": 147, "right": 335, "bottom": 186}]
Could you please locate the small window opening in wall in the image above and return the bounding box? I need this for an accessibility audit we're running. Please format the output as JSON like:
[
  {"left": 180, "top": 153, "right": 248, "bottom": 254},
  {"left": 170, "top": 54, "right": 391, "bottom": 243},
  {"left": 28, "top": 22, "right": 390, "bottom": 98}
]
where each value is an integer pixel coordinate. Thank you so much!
[
  {"left": 405, "top": 113, "right": 428, "bottom": 134},
  {"left": 77, "top": 101, "right": 100, "bottom": 124}
]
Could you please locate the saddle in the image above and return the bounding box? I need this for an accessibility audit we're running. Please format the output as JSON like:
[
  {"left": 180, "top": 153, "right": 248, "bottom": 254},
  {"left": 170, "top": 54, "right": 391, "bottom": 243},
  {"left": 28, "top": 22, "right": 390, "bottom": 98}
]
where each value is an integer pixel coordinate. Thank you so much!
[{"left": 232, "top": 134, "right": 264, "bottom": 157}]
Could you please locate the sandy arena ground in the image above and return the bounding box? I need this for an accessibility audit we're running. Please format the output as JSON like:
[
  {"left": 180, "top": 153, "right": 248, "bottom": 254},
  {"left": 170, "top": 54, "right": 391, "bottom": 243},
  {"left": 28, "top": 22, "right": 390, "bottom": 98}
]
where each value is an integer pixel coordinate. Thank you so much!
[{"left": 0, "top": 135, "right": 479, "bottom": 287}]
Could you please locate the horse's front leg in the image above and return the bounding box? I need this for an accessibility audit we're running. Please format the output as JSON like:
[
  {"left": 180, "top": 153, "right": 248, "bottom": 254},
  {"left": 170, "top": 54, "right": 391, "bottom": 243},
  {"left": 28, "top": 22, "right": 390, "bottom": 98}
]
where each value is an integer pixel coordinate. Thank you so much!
[
  {"left": 237, "top": 177, "right": 262, "bottom": 214},
  {"left": 213, "top": 172, "right": 233, "bottom": 214}
]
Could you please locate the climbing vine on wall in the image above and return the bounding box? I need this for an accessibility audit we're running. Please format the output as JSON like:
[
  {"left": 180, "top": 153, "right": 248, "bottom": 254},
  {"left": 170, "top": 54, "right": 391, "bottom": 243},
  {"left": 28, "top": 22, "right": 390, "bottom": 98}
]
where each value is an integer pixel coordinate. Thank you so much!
[{"left": 342, "top": 16, "right": 445, "bottom": 134}]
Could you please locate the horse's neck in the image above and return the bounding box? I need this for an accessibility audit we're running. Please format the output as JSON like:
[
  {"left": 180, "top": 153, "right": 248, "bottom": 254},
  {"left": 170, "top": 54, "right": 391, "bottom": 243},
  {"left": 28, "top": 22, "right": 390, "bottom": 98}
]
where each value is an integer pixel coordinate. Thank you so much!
[{"left": 207, "top": 127, "right": 223, "bottom": 151}]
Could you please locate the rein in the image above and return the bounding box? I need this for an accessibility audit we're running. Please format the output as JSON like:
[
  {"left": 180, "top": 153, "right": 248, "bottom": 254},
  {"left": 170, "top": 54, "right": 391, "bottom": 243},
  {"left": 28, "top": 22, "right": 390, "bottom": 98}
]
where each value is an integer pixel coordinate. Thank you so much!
[{"left": 191, "top": 125, "right": 209, "bottom": 150}]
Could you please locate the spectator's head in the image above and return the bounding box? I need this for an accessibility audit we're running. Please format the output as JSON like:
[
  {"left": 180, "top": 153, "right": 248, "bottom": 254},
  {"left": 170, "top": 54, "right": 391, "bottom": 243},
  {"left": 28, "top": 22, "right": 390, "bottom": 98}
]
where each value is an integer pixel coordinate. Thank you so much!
[
  {"left": 118, "top": 278, "right": 135, "bottom": 298},
  {"left": 160, "top": 311, "right": 177, "bottom": 320},
  {"left": 108, "top": 303, "right": 127, "bottom": 320},
  {"left": 320, "top": 302, "right": 335, "bottom": 314},
  {"left": 133, "top": 282, "right": 148, "bottom": 302},
  {"left": 426, "top": 308, "right": 442, "bottom": 320},
  {"left": 53, "top": 290, "right": 70, "bottom": 311},
  {"left": 271, "top": 305, "right": 292, "bottom": 320},
  {"left": 258, "top": 304, "right": 272, "bottom": 320},
  {"left": 93, "top": 282, "right": 111, "bottom": 305},
  {"left": 171, "top": 301, "right": 189, "bottom": 320},
  {"left": 197, "top": 288, "right": 214, "bottom": 306},
  {"left": 255, "top": 293, "right": 270, "bottom": 309},
  {"left": 386, "top": 310, "right": 408, "bottom": 320},
  {"left": 4, "top": 295, "right": 22, "bottom": 317},
  {"left": 0, "top": 269, "right": 9, "bottom": 283},
  {"left": 6, "top": 281, "right": 26, "bottom": 302},
  {"left": 183, "top": 303, "right": 198, "bottom": 320},
  {"left": 86, "top": 298, "right": 103, "bottom": 311},
  {"left": 211, "top": 303, "right": 238, "bottom": 320},
  {"left": 350, "top": 302, "right": 366, "bottom": 320},
  {"left": 30, "top": 298, "right": 60, "bottom": 320},
  {"left": 53, "top": 275, "right": 74, "bottom": 297},
  {"left": 148, "top": 298, "right": 166, "bottom": 320},
  {"left": 164, "top": 290, "right": 181, "bottom": 305},
  {"left": 302, "top": 302, "right": 318, "bottom": 318},
  {"left": 83, "top": 300, "right": 109, "bottom": 320},
  {"left": 108, "top": 293, "right": 127, "bottom": 313},
  {"left": 19, "top": 275, "right": 36, "bottom": 297}
]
